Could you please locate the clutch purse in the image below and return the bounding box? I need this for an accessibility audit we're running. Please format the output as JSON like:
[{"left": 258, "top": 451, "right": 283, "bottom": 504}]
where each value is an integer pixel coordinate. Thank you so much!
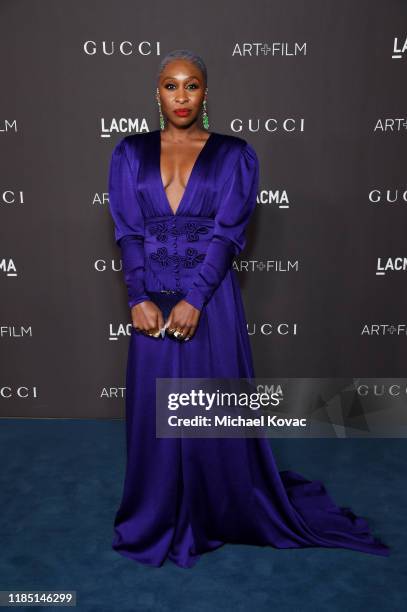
[{"left": 146, "top": 290, "right": 186, "bottom": 320}]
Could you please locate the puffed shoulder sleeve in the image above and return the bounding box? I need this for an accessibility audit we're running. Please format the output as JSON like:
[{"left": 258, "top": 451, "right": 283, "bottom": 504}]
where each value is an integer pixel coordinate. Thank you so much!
[
  {"left": 108, "top": 137, "right": 151, "bottom": 308},
  {"left": 184, "top": 141, "right": 259, "bottom": 311}
]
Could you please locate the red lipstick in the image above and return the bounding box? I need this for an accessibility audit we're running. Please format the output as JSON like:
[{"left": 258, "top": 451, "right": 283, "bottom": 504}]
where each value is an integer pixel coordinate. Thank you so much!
[{"left": 174, "top": 109, "right": 191, "bottom": 117}]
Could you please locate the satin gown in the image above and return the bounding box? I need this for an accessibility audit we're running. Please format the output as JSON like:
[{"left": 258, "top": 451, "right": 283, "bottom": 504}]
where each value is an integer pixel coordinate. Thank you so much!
[{"left": 108, "top": 129, "right": 390, "bottom": 568}]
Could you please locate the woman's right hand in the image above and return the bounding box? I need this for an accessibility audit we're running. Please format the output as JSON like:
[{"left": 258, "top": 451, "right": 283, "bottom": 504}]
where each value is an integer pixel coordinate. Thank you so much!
[{"left": 131, "top": 301, "right": 165, "bottom": 338}]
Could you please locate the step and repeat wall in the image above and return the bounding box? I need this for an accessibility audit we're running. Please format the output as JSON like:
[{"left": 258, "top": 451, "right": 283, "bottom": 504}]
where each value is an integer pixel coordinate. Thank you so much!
[{"left": 1, "top": 1, "right": 406, "bottom": 418}]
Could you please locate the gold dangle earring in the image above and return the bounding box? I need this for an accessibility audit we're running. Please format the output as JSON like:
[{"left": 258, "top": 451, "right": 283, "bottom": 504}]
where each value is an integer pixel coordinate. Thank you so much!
[
  {"left": 156, "top": 88, "right": 165, "bottom": 131},
  {"left": 202, "top": 88, "right": 209, "bottom": 130}
]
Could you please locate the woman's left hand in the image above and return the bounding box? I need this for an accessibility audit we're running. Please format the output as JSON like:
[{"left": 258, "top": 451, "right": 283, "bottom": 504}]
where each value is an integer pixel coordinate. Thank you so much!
[{"left": 165, "top": 300, "right": 201, "bottom": 341}]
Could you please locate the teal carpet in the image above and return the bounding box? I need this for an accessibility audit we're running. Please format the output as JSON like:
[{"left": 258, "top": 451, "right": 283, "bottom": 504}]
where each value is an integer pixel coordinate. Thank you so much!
[{"left": 0, "top": 419, "right": 403, "bottom": 611}]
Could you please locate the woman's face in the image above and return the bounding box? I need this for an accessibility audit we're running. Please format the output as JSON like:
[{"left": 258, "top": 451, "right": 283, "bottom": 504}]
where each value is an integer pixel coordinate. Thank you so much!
[{"left": 157, "top": 59, "right": 207, "bottom": 129}]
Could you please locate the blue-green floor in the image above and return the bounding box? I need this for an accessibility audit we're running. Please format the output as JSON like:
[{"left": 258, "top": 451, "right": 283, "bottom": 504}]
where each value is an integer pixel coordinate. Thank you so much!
[{"left": 0, "top": 419, "right": 403, "bottom": 611}]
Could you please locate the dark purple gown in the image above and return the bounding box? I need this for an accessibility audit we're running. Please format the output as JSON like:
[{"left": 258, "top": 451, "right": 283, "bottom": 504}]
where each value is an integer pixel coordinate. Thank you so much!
[{"left": 108, "top": 129, "right": 390, "bottom": 568}]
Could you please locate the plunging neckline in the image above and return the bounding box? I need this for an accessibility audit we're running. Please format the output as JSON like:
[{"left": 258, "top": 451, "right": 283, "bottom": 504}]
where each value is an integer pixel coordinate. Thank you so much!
[{"left": 156, "top": 130, "right": 214, "bottom": 217}]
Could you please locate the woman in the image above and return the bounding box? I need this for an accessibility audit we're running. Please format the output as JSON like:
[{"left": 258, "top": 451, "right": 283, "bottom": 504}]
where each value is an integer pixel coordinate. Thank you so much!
[{"left": 108, "top": 49, "right": 390, "bottom": 568}]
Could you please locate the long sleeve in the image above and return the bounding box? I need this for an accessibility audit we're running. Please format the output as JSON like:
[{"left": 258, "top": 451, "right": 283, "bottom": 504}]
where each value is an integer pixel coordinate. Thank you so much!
[
  {"left": 183, "top": 142, "right": 259, "bottom": 311},
  {"left": 108, "top": 137, "right": 151, "bottom": 308}
]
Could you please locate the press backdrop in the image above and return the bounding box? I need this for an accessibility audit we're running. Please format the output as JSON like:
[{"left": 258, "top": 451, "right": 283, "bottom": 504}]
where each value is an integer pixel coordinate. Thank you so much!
[{"left": 1, "top": 0, "right": 406, "bottom": 418}]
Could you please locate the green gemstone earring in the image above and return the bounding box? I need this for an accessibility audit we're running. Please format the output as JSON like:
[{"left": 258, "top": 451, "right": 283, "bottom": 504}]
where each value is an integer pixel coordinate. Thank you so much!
[
  {"left": 202, "top": 88, "right": 209, "bottom": 130},
  {"left": 156, "top": 88, "right": 165, "bottom": 131}
]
